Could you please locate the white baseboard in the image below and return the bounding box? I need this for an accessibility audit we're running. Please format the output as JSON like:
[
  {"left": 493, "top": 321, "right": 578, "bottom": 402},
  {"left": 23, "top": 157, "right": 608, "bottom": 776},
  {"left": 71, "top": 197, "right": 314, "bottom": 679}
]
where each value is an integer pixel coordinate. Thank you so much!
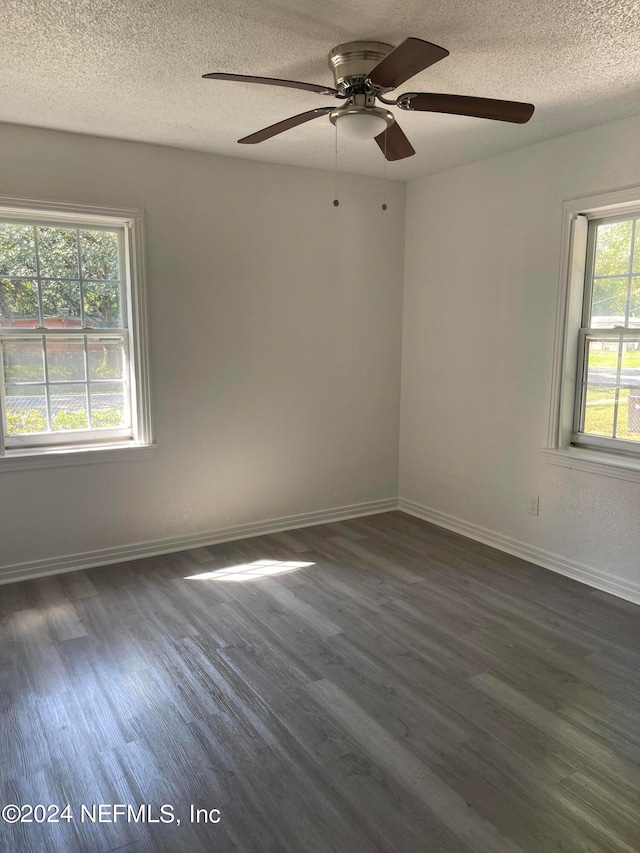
[
  {"left": 0, "top": 497, "right": 400, "bottom": 586},
  {"left": 399, "top": 497, "right": 640, "bottom": 606},
  {"left": 4, "top": 494, "right": 638, "bottom": 607}
]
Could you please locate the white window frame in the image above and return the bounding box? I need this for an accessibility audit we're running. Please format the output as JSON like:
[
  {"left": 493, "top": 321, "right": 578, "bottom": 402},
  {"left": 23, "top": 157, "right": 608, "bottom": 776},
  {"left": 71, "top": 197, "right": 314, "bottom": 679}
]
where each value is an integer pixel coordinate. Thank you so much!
[
  {"left": 544, "top": 185, "right": 640, "bottom": 483},
  {"left": 0, "top": 197, "right": 154, "bottom": 471}
]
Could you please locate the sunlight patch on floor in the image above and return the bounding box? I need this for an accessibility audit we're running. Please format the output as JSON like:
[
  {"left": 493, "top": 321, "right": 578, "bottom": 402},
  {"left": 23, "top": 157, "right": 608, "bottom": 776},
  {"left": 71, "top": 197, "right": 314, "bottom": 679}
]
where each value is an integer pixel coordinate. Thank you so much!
[{"left": 184, "top": 559, "right": 314, "bottom": 582}]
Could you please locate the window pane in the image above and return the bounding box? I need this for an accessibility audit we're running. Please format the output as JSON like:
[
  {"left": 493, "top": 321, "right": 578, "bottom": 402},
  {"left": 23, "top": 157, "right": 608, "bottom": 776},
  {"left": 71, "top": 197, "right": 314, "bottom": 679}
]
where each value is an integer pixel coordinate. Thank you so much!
[
  {"left": 620, "top": 339, "right": 640, "bottom": 368},
  {"left": 2, "top": 339, "right": 44, "bottom": 383},
  {"left": 627, "top": 387, "right": 640, "bottom": 441},
  {"left": 41, "top": 280, "right": 81, "bottom": 327},
  {"left": 90, "top": 381, "right": 127, "bottom": 428},
  {"left": 607, "top": 388, "right": 640, "bottom": 443},
  {"left": 618, "top": 342, "right": 640, "bottom": 442},
  {"left": 37, "top": 227, "right": 79, "bottom": 279},
  {"left": 633, "top": 221, "right": 640, "bottom": 274},
  {"left": 630, "top": 277, "right": 640, "bottom": 324},
  {"left": 590, "top": 276, "right": 628, "bottom": 326},
  {"left": 83, "top": 281, "right": 122, "bottom": 328},
  {"left": 47, "top": 338, "right": 86, "bottom": 381},
  {"left": 587, "top": 338, "right": 640, "bottom": 382},
  {"left": 0, "top": 279, "right": 40, "bottom": 327},
  {"left": 585, "top": 338, "right": 619, "bottom": 383},
  {"left": 80, "top": 230, "right": 119, "bottom": 280},
  {"left": 593, "top": 220, "right": 632, "bottom": 277},
  {"left": 584, "top": 339, "right": 619, "bottom": 439},
  {"left": 0, "top": 224, "right": 36, "bottom": 276},
  {"left": 5, "top": 385, "right": 47, "bottom": 435},
  {"left": 583, "top": 385, "right": 616, "bottom": 438},
  {"left": 50, "top": 383, "right": 88, "bottom": 431},
  {"left": 582, "top": 337, "right": 640, "bottom": 442},
  {"left": 88, "top": 338, "right": 124, "bottom": 380}
]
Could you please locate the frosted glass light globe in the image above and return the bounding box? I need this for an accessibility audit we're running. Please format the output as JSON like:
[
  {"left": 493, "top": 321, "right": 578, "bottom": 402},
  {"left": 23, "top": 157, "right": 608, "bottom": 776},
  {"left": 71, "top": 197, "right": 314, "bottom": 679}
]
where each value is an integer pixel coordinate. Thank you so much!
[{"left": 334, "top": 112, "right": 390, "bottom": 139}]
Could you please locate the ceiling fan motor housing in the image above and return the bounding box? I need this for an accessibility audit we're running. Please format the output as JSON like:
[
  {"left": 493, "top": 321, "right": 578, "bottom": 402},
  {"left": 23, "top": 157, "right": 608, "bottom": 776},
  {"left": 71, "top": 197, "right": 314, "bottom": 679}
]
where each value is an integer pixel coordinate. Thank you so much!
[{"left": 328, "top": 41, "right": 394, "bottom": 93}]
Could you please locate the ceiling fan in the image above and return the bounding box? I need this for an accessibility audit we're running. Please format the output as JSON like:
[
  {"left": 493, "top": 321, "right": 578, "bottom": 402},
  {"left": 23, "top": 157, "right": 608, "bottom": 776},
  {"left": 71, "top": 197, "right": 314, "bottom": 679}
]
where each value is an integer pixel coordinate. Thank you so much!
[{"left": 203, "top": 38, "right": 535, "bottom": 161}]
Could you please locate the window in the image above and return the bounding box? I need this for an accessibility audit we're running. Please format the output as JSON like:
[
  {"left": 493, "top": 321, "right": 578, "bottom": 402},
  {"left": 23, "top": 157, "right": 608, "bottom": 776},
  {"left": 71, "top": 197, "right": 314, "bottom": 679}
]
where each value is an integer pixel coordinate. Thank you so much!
[
  {"left": 0, "top": 199, "right": 152, "bottom": 468},
  {"left": 546, "top": 186, "right": 640, "bottom": 480},
  {"left": 573, "top": 215, "right": 640, "bottom": 453}
]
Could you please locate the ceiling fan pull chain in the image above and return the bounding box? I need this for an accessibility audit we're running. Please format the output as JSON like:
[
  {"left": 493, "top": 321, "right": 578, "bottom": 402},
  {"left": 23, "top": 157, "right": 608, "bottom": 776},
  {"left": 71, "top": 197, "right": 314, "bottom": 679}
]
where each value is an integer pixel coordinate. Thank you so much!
[
  {"left": 333, "top": 123, "right": 340, "bottom": 207},
  {"left": 382, "top": 130, "right": 388, "bottom": 210}
]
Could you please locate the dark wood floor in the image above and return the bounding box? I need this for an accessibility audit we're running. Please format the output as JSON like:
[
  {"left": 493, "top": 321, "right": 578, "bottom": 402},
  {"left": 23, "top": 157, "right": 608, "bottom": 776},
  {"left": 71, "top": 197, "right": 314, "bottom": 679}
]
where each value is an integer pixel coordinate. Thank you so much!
[{"left": 1, "top": 511, "right": 639, "bottom": 852}]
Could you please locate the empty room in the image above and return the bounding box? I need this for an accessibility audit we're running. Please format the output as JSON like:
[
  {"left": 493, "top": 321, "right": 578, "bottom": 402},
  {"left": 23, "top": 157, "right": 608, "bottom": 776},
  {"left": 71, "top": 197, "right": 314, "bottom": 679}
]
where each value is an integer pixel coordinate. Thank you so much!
[{"left": 1, "top": 1, "right": 639, "bottom": 851}]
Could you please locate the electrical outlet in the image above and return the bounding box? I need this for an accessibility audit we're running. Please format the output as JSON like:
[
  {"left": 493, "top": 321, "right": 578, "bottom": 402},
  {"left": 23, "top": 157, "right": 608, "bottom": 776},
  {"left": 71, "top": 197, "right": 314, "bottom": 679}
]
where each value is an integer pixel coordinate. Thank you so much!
[{"left": 527, "top": 496, "right": 539, "bottom": 516}]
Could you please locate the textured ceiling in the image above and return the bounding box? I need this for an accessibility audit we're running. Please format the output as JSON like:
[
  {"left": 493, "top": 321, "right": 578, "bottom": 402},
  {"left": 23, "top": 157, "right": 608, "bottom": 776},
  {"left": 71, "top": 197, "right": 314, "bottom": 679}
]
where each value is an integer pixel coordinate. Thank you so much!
[{"left": 2, "top": 0, "right": 640, "bottom": 180}]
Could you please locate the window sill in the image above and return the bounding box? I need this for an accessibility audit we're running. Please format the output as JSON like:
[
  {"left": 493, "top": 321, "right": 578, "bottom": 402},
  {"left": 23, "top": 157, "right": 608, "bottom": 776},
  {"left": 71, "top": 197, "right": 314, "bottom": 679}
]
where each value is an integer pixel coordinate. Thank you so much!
[
  {"left": 542, "top": 446, "right": 640, "bottom": 483},
  {"left": 0, "top": 442, "right": 156, "bottom": 472}
]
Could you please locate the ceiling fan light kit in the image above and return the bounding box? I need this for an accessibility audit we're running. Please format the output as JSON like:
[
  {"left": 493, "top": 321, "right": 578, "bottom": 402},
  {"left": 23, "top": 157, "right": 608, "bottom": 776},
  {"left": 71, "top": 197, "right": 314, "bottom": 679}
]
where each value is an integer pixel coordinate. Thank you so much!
[
  {"left": 203, "top": 36, "right": 535, "bottom": 160},
  {"left": 330, "top": 106, "right": 394, "bottom": 140}
]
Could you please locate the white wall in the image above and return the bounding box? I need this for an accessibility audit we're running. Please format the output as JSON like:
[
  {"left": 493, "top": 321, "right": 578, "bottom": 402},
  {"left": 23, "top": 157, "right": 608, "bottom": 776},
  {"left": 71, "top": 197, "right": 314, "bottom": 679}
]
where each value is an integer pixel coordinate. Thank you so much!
[
  {"left": 4, "top": 112, "right": 639, "bottom": 595},
  {"left": 0, "top": 122, "right": 405, "bottom": 575},
  {"left": 401, "top": 114, "right": 640, "bottom": 594}
]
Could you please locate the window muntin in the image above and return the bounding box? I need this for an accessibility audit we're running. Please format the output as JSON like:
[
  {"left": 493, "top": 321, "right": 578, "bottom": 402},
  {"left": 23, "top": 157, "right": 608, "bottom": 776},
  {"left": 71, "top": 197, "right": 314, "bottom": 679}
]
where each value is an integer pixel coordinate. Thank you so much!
[
  {"left": 0, "top": 212, "right": 143, "bottom": 453},
  {"left": 573, "top": 214, "right": 640, "bottom": 452}
]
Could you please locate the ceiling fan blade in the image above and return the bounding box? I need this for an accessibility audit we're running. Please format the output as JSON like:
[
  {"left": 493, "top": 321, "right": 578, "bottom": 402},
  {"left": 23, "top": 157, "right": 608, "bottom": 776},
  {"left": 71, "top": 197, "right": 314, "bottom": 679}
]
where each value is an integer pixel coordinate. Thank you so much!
[
  {"left": 203, "top": 72, "right": 337, "bottom": 96},
  {"left": 375, "top": 120, "right": 416, "bottom": 161},
  {"left": 238, "top": 108, "right": 333, "bottom": 144},
  {"left": 398, "top": 92, "right": 535, "bottom": 123},
  {"left": 367, "top": 38, "right": 449, "bottom": 90}
]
